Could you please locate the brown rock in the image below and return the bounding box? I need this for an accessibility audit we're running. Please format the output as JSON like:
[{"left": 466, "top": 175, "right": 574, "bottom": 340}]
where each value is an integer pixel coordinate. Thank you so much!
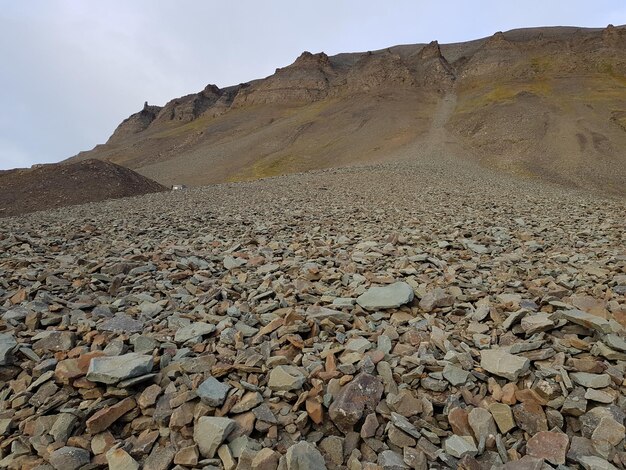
[
  {"left": 306, "top": 398, "right": 323, "bottom": 424},
  {"left": 86, "top": 397, "right": 136, "bottom": 434},
  {"left": 174, "top": 445, "right": 199, "bottom": 467},
  {"left": 251, "top": 448, "right": 280, "bottom": 470},
  {"left": 501, "top": 383, "right": 518, "bottom": 405},
  {"left": 526, "top": 431, "right": 569, "bottom": 465},
  {"left": 328, "top": 372, "right": 384, "bottom": 433},
  {"left": 449, "top": 407, "right": 473, "bottom": 436},
  {"left": 512, "top": 401, "right": 548, "bottom": 434},
  {"left": 138, "top": 384, "right": 162, "bottom": 409}
]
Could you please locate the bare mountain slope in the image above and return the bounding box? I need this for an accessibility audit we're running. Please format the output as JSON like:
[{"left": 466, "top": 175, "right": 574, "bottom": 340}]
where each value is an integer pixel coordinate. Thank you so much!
[
  {"left": 69, "top": 25, "right": 626, "bottom": 194},
  {"left": 0, "top": 159, "right": 166, "bottom": 217}
]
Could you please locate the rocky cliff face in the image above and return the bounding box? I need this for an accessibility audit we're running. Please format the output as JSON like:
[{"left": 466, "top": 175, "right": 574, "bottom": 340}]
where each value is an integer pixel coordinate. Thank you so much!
[{"left": 69, "top": 25, "right": 626, "bottom": 195}]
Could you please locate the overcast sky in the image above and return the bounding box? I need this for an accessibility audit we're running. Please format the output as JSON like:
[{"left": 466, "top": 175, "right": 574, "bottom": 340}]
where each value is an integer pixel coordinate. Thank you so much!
[{"left": 1, "top": 1, "right": 625, "bottom": 170}]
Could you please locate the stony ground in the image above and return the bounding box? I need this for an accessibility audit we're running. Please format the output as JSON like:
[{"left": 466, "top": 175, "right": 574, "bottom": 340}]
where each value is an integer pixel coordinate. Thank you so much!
[{"left": 0, "top": 160, "right": 625, "bottom": 470}]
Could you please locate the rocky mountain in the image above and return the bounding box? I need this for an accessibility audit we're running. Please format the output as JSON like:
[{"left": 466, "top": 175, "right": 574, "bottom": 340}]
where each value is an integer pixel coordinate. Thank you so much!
[
  {"left": 0, "top": 159, "right": 166, "bottom": 217},
  {"left": 68, "top": 25, "right": 626, "bottom": 195}
]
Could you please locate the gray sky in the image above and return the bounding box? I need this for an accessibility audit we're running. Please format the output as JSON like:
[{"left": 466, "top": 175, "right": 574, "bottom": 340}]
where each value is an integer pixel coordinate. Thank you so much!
[{"left": 1, "top": 1, "right": 625, "bottom": 170}]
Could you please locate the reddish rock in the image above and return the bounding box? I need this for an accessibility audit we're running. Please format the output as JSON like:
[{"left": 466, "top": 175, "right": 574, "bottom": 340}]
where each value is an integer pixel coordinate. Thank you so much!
[
  {"left": 86, "top": 397, "right": 136, "bottom": 434},
  {"left": 526, "top": 431, "right": 569, "bottom": 465}
]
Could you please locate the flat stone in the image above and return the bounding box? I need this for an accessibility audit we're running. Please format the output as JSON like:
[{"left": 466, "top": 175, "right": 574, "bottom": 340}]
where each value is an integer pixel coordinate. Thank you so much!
[
  {"left": 48, "top": 446, "right": 90, "bottom": 470},
  {"left": 480, "top": 349, "right": 530, "bottom": 381},
  {"left": 32, "top": 331, "right": 75, "bottom": 351},
  {"left": 345, "top": 336, "right": 372, "bottom": 353},
  {"left": 284, "top": 441, "right": 327, "bottom": 470},
  {"left": 489, "top": 403, "right": 515, "bottom": 433},
  {"left": 390, "top": 412, "right": 421, "bottom": 439},
  {"left": 250, "top": 448, "right": 280, "bottom": 470},
  {"left": 520, "top": 314, "right": 554, "bottom": 334},
  {"left": 561, "top": 309, "right": 614, "bottom": 334},
  {"left": 499, "top": 455, "right": 544, "bottom": 470},
  {"left": 86, "top": 353, "right": 153, "bottom": 384},
  {"left": 603, "top": 334, "right": 626, "bottom": 352},
  {"left": 197, "top": 377, "right": 231, "bottom": 407},
  {"left": 50, "top": 413, "right": 77, "bottom": 443},
  {"left": 468, "top": 407, "right": 497, "bottom": 442},
  {"left": 444, "top": 435, "right": 477, "bottom": 458},
  {"left": 230, "top": 391, "right": 263, "bottom": 414},
  {"left": 570, "top": 372, "right": 612, "bottom": 389},
  {"left": 526, "top": 431, "right": 569, "bottom": 465},
  {"left": 579, "top": 456, "right": 620, "bottom": 470},
  {"left": 378, "top": 449, "right": 409, "bottom": 469},
  {"left": 305, "top": 305, "right": 351, "bottom": 321},
  {"left": 584, "top": 389, "right": 614, "bottom": 404},
  {"left": 591, "top": 416, "right": 625, "bottom": 447},
  {"left": 267, "top": 365, "right": 306, "bottom": 391},
  {"left": 329, "top": 372, "right": 384, "bottom": 433},
  {"left": 443, "top": 363, "right": 470, "bottom": 386},
  {"left": 106, "top": 447, "right": 139, "bottom": 470},
  {"left": 357, "top": 282, "right": 414, "bottom": 310},
  {"left": 562, "top": 387, "right": 588, "bottom": 416},
  {"left": 86, "top": 397, "right": 136, "bottom": 434},
  {"left": 224, "top": 255, "right": 246, "bottom": 270},
  {"left": 419, "top": 287, "right": 454, "bottom": 312},
  {"left": 99, "top": 313, "right": 143, "bottom": 333},
  {"left": 175, "top": 322, "right": 216, "bottom": 342},
  {"left": 194, "top": 417, "right": 235, "bottom": 458}
]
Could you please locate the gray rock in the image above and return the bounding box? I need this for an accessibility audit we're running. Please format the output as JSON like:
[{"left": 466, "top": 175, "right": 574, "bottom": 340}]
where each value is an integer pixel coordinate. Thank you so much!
[
  {"left": 444, "top": 435, "right": 478, "bottom": 458},
  {"left": 174, "top": 322, "right": 216, "bottom": 343},
  {"left": 390, "top": 412, "right": 421, "bottom": 439},
  {"left": 570, "top": 372, "right": 612, "bottom": 389},
  {"left": 305, "top": 305, "right": 351, "bottom": 321},
  {"left": 357, "top": 282, "right": 414, "bottom": 310},
  {"left": 223, "top": 255, "right": 246, "bottom": 270},
  {"left": 99, "top": 313, "right": 143, "bottom": 333},
  {"left": 48, "top": 446, "right": 90, "bottom": 470},
  {"left": 604, "top": 334, "right": 626, "bottom": 352},
  {"left": 197, "top": 377, "right": 231, "bottom": 407},
  {"left": 32, "top": 331, "right": 75, "bottom": 351},
  {"left": 561, "top": 309, "right": 613, "bottom": 334},
  {"left": 468, "top": 407, "right": 498, "bottom": 442},
  {"left": 480, "top": 349, "right": 530, "bottom": 381},
  {"left": 194, "top": 416, "right": 235, "bottom": 458},
  {"left": 284, "top": 441, "right": 327, "bottom": 470},
  {"left": 578, "top": 456, "right": 619, "bottom": 470},
  {"left": 443, "top": 363, "right": 469, "bottom": 386},
  {"left": 378, "top": 449, "right": 409, "bottom": 469},
  {"left": 268, "top": 365, "right": 306, "bottom": 391},
  {"left": 0, "top": 332, "right": 17, "bottom": 365},
  {"left": 3, "top": 306, "right": 28, "bottom": 322},
  {"left": 86, "top": 353, "right": 153, "bottom": 384}
]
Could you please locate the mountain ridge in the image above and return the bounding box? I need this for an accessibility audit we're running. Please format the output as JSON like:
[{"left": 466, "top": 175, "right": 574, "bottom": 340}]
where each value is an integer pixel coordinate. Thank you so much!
[{"left": 68, "top": 25, "right": 626, "bottom": 195}]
